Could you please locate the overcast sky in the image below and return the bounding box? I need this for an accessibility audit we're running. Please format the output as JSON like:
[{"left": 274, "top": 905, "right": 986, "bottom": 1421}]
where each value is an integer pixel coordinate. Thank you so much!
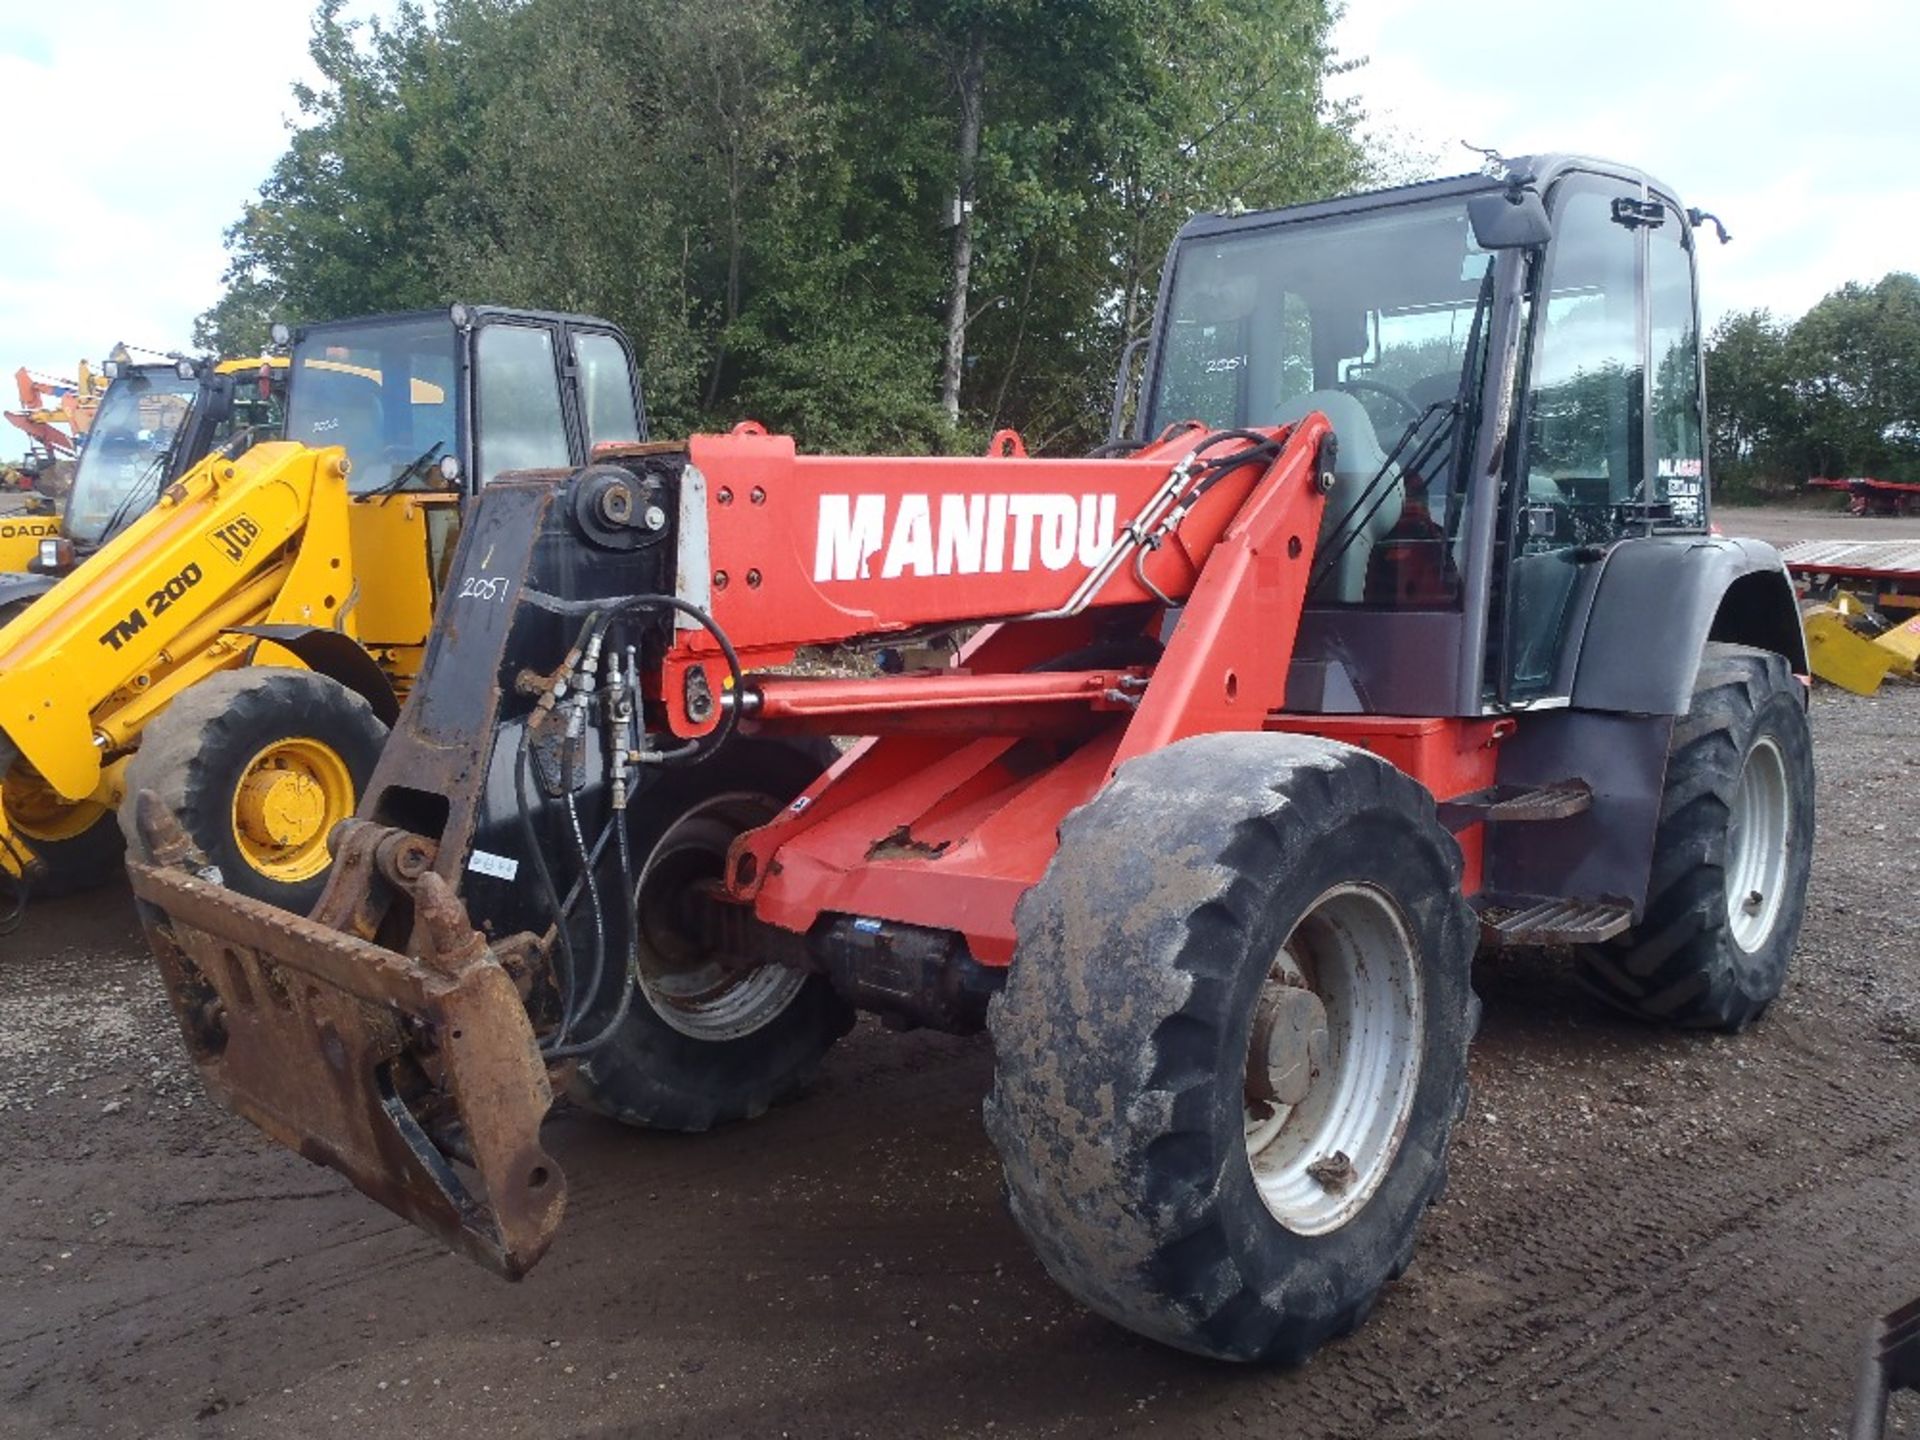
[
  {"left": 1, "top": 8, "right": 321, "bottom": 410},
  {"left": 3, "top": 0, "right": 1916, "bottom": 457},
  {"left": 1330, "top": 0, "right": 1920, "bottom": 326}
]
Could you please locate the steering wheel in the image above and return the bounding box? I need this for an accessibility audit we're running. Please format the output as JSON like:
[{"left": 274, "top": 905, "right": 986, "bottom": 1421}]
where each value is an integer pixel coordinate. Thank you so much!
[{"left": 1333, "top": 377, "right": 1421, "bottom": 426}]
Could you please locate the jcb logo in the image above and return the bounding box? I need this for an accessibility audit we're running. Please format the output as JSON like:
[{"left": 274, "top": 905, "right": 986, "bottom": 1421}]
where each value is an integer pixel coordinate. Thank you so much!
[
  {"left": 210, "top": 515, "right": 260, "bottom": 564},
  {"left": 98, "top": 608, "right": 148, "bottom": 652}
]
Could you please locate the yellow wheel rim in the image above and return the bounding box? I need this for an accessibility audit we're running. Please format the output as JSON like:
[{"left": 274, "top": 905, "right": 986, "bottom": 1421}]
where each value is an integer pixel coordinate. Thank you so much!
[
  {"left": 2, "top": 766, "right": 108, "bottom": 844},
  {"left": 228, "top": 737, "right": 356, "bottom": 884}
]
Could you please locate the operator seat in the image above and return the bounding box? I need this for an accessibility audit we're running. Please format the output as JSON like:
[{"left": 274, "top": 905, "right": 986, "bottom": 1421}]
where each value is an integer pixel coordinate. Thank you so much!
[{"left": 1275, "top": 389, "right": 1402, "bottom": 603}]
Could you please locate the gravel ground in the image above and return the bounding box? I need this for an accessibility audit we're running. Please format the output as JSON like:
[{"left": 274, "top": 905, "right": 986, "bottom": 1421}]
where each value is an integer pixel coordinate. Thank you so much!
[{"left": 0, "top": 520, "right": 1916, "bottom": 1439}]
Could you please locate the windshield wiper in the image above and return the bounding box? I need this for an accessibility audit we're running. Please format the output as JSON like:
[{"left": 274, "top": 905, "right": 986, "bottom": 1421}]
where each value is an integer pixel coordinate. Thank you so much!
[
  {"left": 94, "top": 404, "right": 201, "bottom": 547},
  {"left": 368, "top": 441, "right": 448, "bottom": 498},
  {"left": 1306, "top": 403, "right": 1455, "bottom": 600},
  {"left": 92, "top": 452, "right": 171, "bottom": 549},
  {"left": 1304, "top": 264, "right": 1498, "bottom": 601}
]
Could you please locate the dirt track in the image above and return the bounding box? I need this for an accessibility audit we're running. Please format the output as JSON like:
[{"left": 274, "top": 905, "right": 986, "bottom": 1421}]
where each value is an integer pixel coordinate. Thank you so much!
[{"left": 3, "top": 527, "right": 1919, "bottom": 1439}]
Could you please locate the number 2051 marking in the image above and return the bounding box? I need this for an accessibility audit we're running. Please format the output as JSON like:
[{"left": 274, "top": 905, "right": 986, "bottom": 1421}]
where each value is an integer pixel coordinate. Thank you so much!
[{"left": 458, "top": 574, "right": 509, "bottom": 603}]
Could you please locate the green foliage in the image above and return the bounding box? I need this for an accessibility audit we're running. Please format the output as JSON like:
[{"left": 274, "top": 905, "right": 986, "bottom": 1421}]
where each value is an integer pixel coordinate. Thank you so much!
[
  {"left": 196, "top": 0, "right": 1365, "bottom": 452},
  {"left": 1706, "top": 273, "right": 1920, "bottom": 499},
  {"left": 1784, "top": 273, "right": 1920, "bottom": 482},
  {"left": 1704, "top": 308, "right": 1791, "bottom": 498}
]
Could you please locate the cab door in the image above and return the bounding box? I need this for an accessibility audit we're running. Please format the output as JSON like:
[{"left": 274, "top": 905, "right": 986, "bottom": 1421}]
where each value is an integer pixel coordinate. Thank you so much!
[
  {"left": 472, "top": 320, "right": 575, "bottom": 487},
  {"left": 562, "top": 324, "right": 646, "bottom": 452},
  {"left": 1494, "top": 171, "right": 1708, "bottom": 705},
  {"left": 469, "top": 318, "right": 647, "bottom": 488}
]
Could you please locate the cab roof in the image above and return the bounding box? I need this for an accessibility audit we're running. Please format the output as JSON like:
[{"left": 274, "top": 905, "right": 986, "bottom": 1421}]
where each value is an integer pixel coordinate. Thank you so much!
[{"left": 1175, "top": 154, "right": 1682, "bottom": 245}]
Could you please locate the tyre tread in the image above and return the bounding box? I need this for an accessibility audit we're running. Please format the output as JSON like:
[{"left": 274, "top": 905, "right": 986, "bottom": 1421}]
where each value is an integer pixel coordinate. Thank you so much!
[
  {"left": 118, "top": 666, "right": 387, "bottom": 913},
  {"left": 985, "top": 734, "right": 1476, "bottom": 1362},
  {"left": 1576, "top": 643, "right": 1813, "bottom": 1030}
]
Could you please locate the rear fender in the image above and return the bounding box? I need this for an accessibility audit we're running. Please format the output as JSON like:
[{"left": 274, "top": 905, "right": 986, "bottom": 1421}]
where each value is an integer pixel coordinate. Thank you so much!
[
  {"left": 230, "top": 625, "right": 401, "bottom": 724},
  {"left": 1570, "top": 536, "right": 1809, "bottom": 715}
]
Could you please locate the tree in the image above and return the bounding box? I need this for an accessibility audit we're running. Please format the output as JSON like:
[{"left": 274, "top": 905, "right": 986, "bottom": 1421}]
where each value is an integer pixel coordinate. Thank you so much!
[
  {"left": 1703, "top": 274, "right": 1920, "bottom": 496},
  {"left": 1784, "top": 273, "right": 1920, "bottom": 482},
  {"left": 1704, "top": 308, "right": 1791, "bottom": 494},
  {"left": 195, "top": 0, "right": 1369, "bottom": 453}
]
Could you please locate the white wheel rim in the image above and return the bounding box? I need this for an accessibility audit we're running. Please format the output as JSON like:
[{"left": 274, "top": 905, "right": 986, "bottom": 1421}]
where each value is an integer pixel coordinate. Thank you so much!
[
  {"left": 631, "top": 792, "right": 807, "bottom": 1042},
  {"left": 1725, "top": 735, "right": 1791, "bottom": 953},
  {"left": 1244, "top": 883, "right": 1424, "bottom": 1236}
]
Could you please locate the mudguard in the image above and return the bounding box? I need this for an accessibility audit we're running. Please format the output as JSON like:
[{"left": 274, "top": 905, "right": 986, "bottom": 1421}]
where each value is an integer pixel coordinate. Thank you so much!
[
  {"left": 1571, "top": 535, "right": 1809, "bottom": 715},
  {"left": 230, "top": 624, "right": 402, "bottom": 724},
  {"left": 0, "top": 570, "right": 56, "bottom": 612}
]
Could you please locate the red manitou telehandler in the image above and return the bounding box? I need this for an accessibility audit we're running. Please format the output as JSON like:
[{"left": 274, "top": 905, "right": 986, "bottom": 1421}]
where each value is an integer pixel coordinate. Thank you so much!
[{"left": 126, "top": 155, "right": 1813, "bottom": 1362}]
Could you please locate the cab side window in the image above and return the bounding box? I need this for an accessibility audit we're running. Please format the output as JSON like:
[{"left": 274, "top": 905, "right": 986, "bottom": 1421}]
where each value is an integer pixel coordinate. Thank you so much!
[
  {"left": 213, "top": 375, "right": 285, "bottom": 449},
  {"left": 476, "top": 325, "right": 570, "bottom": 484}
]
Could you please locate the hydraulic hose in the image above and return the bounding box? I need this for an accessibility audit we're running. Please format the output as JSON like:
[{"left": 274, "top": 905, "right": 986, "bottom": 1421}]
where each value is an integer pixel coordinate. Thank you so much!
[{"left": 518, "top": 592, "right": 746, "bottom": 1057}]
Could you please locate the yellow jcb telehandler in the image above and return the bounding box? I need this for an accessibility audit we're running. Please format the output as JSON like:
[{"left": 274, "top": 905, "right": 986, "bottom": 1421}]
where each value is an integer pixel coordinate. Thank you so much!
[{"left": 0, "top": 305, "right": 644, "bottom": 925}]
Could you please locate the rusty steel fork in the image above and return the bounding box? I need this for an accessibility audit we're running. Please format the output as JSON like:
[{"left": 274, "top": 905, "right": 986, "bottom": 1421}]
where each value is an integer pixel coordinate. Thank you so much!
[{"left": 128, "top": 795, "right": 565, "bottom": 1278}]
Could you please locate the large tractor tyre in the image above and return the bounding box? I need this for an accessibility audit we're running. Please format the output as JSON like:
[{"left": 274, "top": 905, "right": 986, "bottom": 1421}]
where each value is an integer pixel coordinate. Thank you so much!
[
  {"left": 119, "top": 667, "right": 387, "bottom": 916},
  {"left": 1, "top": 769, "right": 125, "bottom": 897},
  {"left": 1577, "top": 642, "right": 1814, "bottom": 1032},
  {"left": 569, "top": 739, "right": 854, "bottom": 1133},
  {"left": 985, "top": 733, "right": 1478, "bottom": 1364}
]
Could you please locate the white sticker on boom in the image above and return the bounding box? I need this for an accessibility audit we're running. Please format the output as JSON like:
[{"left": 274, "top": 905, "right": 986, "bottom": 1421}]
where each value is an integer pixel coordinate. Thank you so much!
[{"left": 467, "top": 849, "right": 520, "bottom": 882}]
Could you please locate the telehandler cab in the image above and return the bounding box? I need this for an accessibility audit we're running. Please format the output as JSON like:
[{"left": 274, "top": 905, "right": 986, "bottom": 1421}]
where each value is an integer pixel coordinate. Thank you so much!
[
  {"left": 130, "top": 156, "right": 1813, "bottom": 1363},
  {"left": 0, "top": 306, "right": 642, "bottom": 917},
  {"left": 0, "top": 351, "right": 290, "bottom": 587}
]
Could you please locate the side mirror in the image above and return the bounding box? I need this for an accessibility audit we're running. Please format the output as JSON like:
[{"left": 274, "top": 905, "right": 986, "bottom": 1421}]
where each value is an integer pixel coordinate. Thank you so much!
[
  {"left": 1469, "top": 188, "right": 1553, "bottom": 249},
  {"left": 1106, "top": 336, "right": 1149, "bottom": 444}
]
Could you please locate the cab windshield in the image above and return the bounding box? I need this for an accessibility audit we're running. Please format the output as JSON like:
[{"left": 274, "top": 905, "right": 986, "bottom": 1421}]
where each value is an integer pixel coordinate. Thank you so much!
[
  {"left": 285, "top": 317, "right": 458, "bottom": 494},
  {"left": 65, "top": 371, "right": 200, "bottom": 545},
  {"left": 1148, "top": 196, "right": 1496, "bottom": 608}
]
